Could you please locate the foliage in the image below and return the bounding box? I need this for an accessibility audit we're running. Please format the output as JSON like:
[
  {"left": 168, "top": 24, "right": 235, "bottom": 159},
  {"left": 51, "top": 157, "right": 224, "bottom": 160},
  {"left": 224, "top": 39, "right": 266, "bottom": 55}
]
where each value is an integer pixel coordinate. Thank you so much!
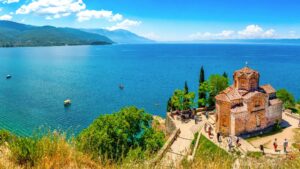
[
  {"left": 277, "top": 89, "right": 296, "bottom": 109},
  {"left": 198, "top": 74, "right": 229, "bottom": 107},
  {"left": 140, "top": 128, "right": 165, "bottom": 154},
  {"left": 272, "top": 120, "right": 282, "bottom": 132},
  {"left": 198, "top": 66, "right": 206, "bottom": 107},
  {"left": 246, "top": 151, "right": 263, "bottom": 159},
  {"left": 171, "top": 89, "right": 195, "bottom": 111},
  {"left": 9, "top": 137, "right": 39, "bottom": 166},
  {"left": 223, "top": 72, "right": 228, "bottom": 78},
  {"left": 0, "top": 129, "right": 16, "bottom": 145},
  {"left": 77, "top": 106, "right": 165, "bottom": 161},
  {"left": 190, "top": 132, "right": 199, "bottom": 151}
]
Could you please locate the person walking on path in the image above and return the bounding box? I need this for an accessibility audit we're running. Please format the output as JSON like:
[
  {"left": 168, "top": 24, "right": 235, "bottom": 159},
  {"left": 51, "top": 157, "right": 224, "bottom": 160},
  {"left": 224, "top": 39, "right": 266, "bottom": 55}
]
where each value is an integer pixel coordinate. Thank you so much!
[
  {"left": 227, "top": 136, "right": 233, "bottom": 152},
  {"left": 273, "top": 138, "right": 278, "bottom": 152},
  {"left": 205, "top": 111, "right": 209, "bottom": 120},
  {"left": 204, "top": 123, "right": 207, "bottom": 133},
  {"left": 217, "top": 132, "right": 221, "bottom": 143},
  {"left": 260, "top": 145, "right": 265, "bottom": 155},
  {"left": 283, "top": 138, "right": 288, "bottom": 153},
  {"left": 208, "top": 125, "right": 212, "bottom": 138},
  {"left": 236, "top": 136, "right": 240, "bottom": 147}
]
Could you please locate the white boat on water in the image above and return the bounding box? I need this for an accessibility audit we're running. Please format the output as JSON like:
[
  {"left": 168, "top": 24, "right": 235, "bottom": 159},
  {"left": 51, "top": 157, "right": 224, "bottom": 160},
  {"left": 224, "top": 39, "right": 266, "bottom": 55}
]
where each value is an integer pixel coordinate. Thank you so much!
[{"left": 64, "top": 99, "right": 72, "bottom": 106}]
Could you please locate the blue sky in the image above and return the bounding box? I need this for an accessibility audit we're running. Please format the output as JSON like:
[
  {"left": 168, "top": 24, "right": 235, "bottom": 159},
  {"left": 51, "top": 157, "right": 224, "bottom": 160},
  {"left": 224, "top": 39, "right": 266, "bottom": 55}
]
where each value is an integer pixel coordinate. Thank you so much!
[{"left": 0, "top": 0, "right": 300, "bottom": 41}]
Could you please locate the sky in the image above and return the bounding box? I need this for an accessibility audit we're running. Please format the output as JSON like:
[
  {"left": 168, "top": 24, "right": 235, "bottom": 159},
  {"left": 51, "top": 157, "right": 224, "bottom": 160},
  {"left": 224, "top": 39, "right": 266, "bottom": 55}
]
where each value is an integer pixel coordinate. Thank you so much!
[{"left": 0, "top": 0, "right": 300, "bottom": 41}]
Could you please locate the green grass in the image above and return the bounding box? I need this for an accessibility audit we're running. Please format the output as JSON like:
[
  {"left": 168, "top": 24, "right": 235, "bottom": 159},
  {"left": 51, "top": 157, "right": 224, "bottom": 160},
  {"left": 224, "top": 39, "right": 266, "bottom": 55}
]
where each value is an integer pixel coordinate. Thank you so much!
[
  {"left": 182, "top": 135, "right": 234, "bottom": 169},
  {"left": 246, "top": 151, "right": 263, "bottom": 159}
]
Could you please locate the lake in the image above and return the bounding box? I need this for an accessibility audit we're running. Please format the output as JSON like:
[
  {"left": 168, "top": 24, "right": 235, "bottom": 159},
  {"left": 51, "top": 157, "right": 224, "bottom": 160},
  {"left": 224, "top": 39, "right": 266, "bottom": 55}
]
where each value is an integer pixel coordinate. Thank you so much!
[{"left": 0, "top": 44, "right": 299, "bottom": 136}]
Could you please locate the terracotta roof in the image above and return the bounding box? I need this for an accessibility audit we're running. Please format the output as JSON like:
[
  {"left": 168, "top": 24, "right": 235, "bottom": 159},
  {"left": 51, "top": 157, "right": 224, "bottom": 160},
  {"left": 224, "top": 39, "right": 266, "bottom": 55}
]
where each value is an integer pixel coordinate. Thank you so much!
[
  {"left": 215, "top": 86, "right": 242, "bottom": 102},
  {"left": 261, "top": 84, "right": 276, "bottom": 94},
  {"left": 242, "top": 91, "right": 262, "bottom": 99},
  {"left": 234, "top": 66, "right": 259, "bottom": 77}
]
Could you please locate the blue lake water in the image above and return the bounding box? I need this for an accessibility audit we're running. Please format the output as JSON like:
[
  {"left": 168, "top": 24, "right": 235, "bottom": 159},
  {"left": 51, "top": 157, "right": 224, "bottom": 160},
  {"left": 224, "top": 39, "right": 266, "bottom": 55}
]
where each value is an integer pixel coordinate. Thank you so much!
[{"left": 0, "top": 44, "right": 300, "bottom": 136}]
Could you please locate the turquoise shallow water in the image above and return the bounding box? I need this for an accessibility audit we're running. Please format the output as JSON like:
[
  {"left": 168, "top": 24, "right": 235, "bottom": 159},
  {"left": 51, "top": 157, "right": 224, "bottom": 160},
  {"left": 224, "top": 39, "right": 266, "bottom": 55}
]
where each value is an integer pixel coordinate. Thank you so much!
[{"left": 0, "top": 44, "right": 300, "bottom": 136}]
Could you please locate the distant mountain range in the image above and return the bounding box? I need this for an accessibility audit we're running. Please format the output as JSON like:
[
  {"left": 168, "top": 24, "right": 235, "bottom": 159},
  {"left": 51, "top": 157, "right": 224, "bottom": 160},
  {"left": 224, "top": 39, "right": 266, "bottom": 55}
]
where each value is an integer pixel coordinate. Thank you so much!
[
  {"left": 82, "top": 29, "right": 154, "bottom": 44},
  {"left": 0, "top": 21, "right": 154, "bottom": 47}
]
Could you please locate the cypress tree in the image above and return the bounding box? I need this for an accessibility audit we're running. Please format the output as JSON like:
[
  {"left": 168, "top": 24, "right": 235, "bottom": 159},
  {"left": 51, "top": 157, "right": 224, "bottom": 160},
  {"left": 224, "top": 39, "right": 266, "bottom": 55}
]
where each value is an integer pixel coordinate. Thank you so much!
[
  {"left": 183, "top": 81, "right": 190, "bottom": 110},
  {"left": 223, "top": 72, "right": 228, "bottom": 78},
  {"left": 198, "top": 66, "right": 206, "bottom": 107},
  {"left": 184, "top": 81, "right": 189, "bottom": 94},
  {"left": 167, "top": 97, "right": 172, "bottom": 112}
]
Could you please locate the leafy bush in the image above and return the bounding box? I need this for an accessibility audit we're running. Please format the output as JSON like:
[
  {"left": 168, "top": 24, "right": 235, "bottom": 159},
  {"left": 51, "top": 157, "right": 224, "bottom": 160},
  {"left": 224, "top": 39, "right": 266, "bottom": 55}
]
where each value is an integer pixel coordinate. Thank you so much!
[
  {"left": 277, "top": 89, "right": 296, "bottom": 109},
  {"left": 0, "top": 129, "right": 16, "bottom": 145},
  {"left": 9, "top": 137, "right": 39, "bottom": 166},
  {"left": 272, "top": 120, "right": 282, "bottom": 132},
  {"left": 77, "top": 106, "right": 165, "bottom": 161}
]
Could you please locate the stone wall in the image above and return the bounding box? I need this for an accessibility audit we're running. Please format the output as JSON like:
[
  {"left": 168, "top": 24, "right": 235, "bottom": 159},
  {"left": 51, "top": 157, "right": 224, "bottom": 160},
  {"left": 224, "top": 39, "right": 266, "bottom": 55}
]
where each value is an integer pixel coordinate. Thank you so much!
[
  {"left": 267, "top": 103, "right": 283, "bottom": 125},
  {"left": 216, "top": 100, "right": 231, "bottom": 136},
  {"left": 165, "top": 112, "right": 177, "bottom": 135}
]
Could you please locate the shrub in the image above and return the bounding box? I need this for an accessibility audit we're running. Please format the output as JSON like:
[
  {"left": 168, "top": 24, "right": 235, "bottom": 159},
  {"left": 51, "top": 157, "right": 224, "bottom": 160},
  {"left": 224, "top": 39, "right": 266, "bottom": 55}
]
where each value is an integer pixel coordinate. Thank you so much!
[
  {"left": 0, "top": 129, "right": 16, "bottom": 145},
  {"left": 272, "top": 120, "right": 282, "bottom": 132},
  {"left": 9, "top": 137, "right": 39, "bottom": 166},
  {"left": 77, "top": 106, "right": 165, "bottom": 161}
]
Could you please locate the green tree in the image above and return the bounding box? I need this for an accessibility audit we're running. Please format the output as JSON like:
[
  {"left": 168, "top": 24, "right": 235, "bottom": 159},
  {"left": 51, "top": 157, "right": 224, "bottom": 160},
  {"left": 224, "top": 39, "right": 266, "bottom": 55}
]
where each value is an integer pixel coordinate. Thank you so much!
[
  {"left": 171, "top": 89, "right": 195, "bottom": 111},
  {"left": 207, "top": 74, "right": 229, "bottom": 107},
  {"left": 223, "top": 72, "right": 228, "bottom": 79},
  {"left": 167, "top": 97, "right": 172, "bottom": 112},
  {"left": 198, "top": 66, "right": 206, "bottom": 107},
  {"left": 198, "top": 81, "right": 209, "bottom": 107},
  {"left": 77, "top": 106, "right": 164, "bottom": 161},
  {"left": 277, "top": 89, "right": 295, "bottom": 109}
]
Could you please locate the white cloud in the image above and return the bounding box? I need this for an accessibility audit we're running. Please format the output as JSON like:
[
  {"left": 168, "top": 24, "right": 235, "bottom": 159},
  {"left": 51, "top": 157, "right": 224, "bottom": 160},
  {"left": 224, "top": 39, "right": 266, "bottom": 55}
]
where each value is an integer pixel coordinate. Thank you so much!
[
  {"left": 16, "top": 0, "right": 86, "bottom": 19},
  {"left": 76, "top": 9, "right": 123, "bottom": 22},
  {"left": 0, "top": 14, "right": 12, "bottom": 20},
  {"left": 107, "top": 19, "right": 141, "bottom": 30},
  {"left": 0, "top": 0, "right": 19, "bottom": 4},
  {"left": 189, "top": 25, "right": 276, "bottom": 40},
  {"left": 238, "top": 25, "right": 275, "bottom": 38},
  {"left": 189, "top": 30, "right": 235, "bottom": 40},
  {"left": 141, "top": 32, "right": 160, "bottom": 40}
]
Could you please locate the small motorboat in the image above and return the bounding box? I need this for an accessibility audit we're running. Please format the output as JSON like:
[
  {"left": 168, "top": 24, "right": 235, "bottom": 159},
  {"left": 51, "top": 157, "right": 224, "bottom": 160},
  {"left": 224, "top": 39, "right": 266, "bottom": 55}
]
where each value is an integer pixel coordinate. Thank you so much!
[
  {"left": 6, "top": 75, "right": 12, "bottom": 79},
  {"left": 64, "top": 99, "right": 72, "bottom": 107},
  {"left": 119, "top": 84, "right": 124, "bottom": 90}
]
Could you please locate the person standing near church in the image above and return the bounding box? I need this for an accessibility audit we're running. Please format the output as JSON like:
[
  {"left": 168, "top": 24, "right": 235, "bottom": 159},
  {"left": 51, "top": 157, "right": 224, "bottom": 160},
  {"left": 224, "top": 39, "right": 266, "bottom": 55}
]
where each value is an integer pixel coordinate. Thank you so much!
[
  {"left": 283, "top": 138, "right": 288, "bottom": 153},
  {"left": 273, "top": 138, "right": 278, "bottom": 152}
]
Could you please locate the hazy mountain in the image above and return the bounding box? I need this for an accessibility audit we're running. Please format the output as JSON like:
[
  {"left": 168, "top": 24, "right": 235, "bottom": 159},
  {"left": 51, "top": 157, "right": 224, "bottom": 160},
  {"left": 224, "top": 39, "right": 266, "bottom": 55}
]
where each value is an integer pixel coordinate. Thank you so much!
[
  {"left": 0, "top": 21, "right": 113, "bottom": 47},
  {"left": 82, "top": 28, "right": 154, "bottom": 44}
]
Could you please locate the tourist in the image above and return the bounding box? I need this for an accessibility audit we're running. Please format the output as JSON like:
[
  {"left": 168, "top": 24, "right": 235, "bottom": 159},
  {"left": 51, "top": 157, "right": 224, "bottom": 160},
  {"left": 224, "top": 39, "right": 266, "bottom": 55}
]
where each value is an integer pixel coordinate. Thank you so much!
[
  {"left": 217, "top": 132, "right": 221, "bottom": 142},
  {"left": 205, "top": 111, "right": 209, "bottom": 119},
  {"left": 273, "top": 138, "right": 278, "bottom": 152},
  {"left": 260, "top": 145, "right": 265, "bottom": 155},
  {"left": 228, "top": 136, "right": 233, "bottom": 152},
  {"left": 204, "top": 123, "right": 207, "bottom": 133},
  {"left": 236, "top": 136, "right": 240, "bottom": 147},
  {"left": 283, "top": 138, "right": 288, "bottom": 153},
  {"left": 208, "top": 125, "right": 212, "bottom": 138}
]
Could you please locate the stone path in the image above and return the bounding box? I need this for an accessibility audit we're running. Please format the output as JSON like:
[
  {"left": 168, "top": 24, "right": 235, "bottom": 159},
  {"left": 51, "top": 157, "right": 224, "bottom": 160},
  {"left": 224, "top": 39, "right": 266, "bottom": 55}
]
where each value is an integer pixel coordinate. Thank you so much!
[{"left": 160, "top": 117, "right": 203, "bottom": 168}]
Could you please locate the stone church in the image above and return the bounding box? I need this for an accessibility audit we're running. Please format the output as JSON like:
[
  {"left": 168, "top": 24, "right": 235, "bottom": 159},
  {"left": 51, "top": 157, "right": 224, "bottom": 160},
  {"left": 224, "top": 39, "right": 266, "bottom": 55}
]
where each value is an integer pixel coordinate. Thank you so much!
[{"left": 215, "top": 66, "right": 283, "bottom": 136}]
